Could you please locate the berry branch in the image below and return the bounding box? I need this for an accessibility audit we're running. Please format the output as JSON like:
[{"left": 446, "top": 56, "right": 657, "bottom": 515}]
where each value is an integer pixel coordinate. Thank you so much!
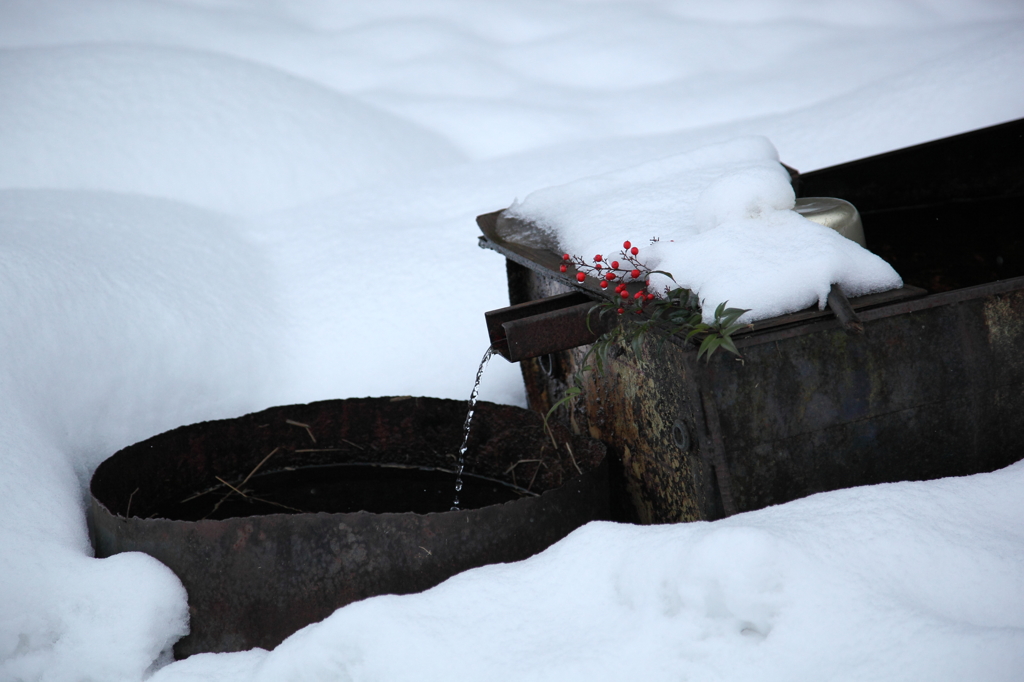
[
  {"left": 560, "top": 241, "right": 656, "bottom": 315},
  {"left": 561, "top": 238, "right": 750, "bottom": 365},
  {"left": 545, "top": 238, "right": 751, "bottom": 432}
]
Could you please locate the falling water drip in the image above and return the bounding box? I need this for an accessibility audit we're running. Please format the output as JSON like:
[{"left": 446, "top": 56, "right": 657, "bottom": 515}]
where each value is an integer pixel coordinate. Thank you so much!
[{"left": 451, "top": 345, "right": 496, "bottom": 511}]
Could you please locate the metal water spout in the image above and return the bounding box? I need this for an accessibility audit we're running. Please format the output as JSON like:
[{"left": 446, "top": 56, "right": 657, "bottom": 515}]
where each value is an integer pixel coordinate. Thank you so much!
[{"left": 484, "top": 291, "right": 616, "bottom": 362}]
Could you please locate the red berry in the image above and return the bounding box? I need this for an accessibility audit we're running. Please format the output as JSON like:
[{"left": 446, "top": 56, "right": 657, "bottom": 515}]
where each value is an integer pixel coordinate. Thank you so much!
[
  {"left": 623, "top": 241, "right": 631, "bottom": 249},
  {"left": 631, "top": 247, "right": 639, "bottom": 255},
  {"left": 563, "top": 253, "right": 570, "bottom": 260},
  {"left": 595, "top": 262, "right": 602, "bottom": 270},
  {"left": 576, "top": 272, "right": 586, "bottom": 282},
  {"left": 594, "top": 254, "right": 602, "bottom": 262},
  {"left": 611, "top": 260, "right": 619, "bottom": 269},
  {"left": 631, "top": 269, "right": 641, "bottom": 279},
  {"left": 634, "top": 291, "right": 644, "bottom": 299},
  {"left": 617, "top": 308, "right": 625, "bottom": 314},
  {"left": 646, "top": 293, "right": 655, "bottom": 301},
  {"left": 620, "top": 290, "right": 629, "bottom": 299},
  {"left": 560, "top": 264, "right": 567, "bottom": 273},
  {"left": 605, "top": 272, "right": 615, "bottom": 280},
  {"left": 600, "top": 280, "right": 609, "bottom": 289}
]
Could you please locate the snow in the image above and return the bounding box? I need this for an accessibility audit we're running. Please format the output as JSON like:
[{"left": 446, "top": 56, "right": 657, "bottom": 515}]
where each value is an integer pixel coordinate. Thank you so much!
[
  {"left": 150, "top": 463, "right": 1024, "bottom": 682},
  {"left": 505, "top": 136, "right": 903, "bottom": 321},
  {"left": 0, "top": 45, "right": 463, "bottom": 214},
  {"left": 0, "top": 1, "right": 1022, "bottom": 681}
]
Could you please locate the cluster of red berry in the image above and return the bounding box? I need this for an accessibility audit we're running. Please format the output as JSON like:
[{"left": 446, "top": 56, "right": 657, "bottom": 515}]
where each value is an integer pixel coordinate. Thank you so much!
[{"left": 560, "top": 240, "right": 657, "bottom": 314}]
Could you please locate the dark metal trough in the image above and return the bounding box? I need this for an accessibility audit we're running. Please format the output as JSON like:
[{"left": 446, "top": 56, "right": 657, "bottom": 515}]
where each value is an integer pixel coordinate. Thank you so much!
[
  {"left": 479, "top": 118, "right": 1024, "bottom": 524},
  {"left": 90, "top": 397, "right": 608, "bottom": 657}
]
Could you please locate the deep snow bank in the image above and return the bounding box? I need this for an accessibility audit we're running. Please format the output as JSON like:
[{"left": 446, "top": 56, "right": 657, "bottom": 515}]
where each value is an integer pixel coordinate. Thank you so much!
[{"left": 0, "top": 45, "right": 463, "bottom": 214}]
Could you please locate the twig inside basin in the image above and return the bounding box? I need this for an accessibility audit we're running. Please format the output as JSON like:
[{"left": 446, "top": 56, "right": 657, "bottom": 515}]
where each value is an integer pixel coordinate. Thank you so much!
[
  {"left": 565, "top": 443, "right": 583, "bottom": 476},
  {"left": 285, "top": 419, "right": 317, "bottom": 444},
  {"left": 211, "top": 475, "right": 306, "bottom": 515},
  {"left": 202, "top": 446, "right": 283, "bottom": 518}
]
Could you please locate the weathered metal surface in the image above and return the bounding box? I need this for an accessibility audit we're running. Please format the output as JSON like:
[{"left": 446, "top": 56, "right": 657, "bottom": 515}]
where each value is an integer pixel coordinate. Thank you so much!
[
  {"left": 826, "top": 283, "right": 863, "bottom": 334},
  {"left": 486, "top": 291, "right": 617, "bottom": 361},
  {"left": 704, "top": 277, "right": 1024, "bottom": 512},
  {"left": 90, "top": 397, "right": 608, "bottom": 657},
  {"left": 478, "top": 118, "right": 1024, "bottom": 524}
]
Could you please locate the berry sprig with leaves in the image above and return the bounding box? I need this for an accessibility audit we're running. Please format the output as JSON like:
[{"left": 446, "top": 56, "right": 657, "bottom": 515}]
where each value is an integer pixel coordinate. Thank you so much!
[
  {"left": 545, "top": 238, "right": 752, "bottom": 432},
  {"left": 561, "top": 238, "right": 750, "bottom": 364},
  {"left": 560, "top": 240, "right": 656, "bottom": 315}
]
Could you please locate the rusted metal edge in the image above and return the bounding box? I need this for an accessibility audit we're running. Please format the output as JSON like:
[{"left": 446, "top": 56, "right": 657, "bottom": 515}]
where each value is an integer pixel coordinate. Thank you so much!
[
  {"left": 478, "top": 211, "right": 571, "bottom": 280},
  {"left": 486, "top": 292, "right": 593, "bottom": 345},
  {"left": 858, "top": 274, "right": 1024, "bottom": 320},
  {"left": 485, "top": 292, "right": 618, "bottom": 361},
  {"left": 477, "top": 211, "right": 622, "bottom": 302},
  {"left": 826, "top": 284, "right": 864, "bottom": 335},
  {"left": 738, "top": 275, "right": 1024, "bottom": 349},
  {"left": 734, "top": 285, "right": 928, "bottom": 339}
]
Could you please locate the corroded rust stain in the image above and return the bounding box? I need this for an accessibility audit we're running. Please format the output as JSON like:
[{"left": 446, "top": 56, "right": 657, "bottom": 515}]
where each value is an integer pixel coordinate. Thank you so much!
[{"left": 984, "top": 291, "right": 1024, "bottom": 373}]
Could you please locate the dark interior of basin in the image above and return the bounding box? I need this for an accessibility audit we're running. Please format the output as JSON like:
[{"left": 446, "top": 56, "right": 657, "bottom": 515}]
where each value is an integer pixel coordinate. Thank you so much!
[
  {"left": 171, "top": 463, "right": 529, "bottom": 520},
  {"left": 92, "top": 396, "right": 603, "bottom": 522}
]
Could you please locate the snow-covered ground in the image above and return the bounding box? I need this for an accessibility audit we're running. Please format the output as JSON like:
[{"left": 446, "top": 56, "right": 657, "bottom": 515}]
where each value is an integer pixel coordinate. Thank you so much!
[{"left": 1, "top": 1, "right": 1022, "bottom": 680}]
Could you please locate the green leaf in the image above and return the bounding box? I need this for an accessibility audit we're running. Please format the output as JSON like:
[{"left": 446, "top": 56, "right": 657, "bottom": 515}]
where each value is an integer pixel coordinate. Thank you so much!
[
  {"left": 686, "top": 324, "right": 709, "bottom": 341},
  {"left": 585, "top": 305, "right": 600, "bottom": 334},
  {"left": 718, "top": 309, "right": 745, "bottom": 328},
  {"left": 593, "top": 344, "right": 607, "bottom": 375},
  {"left": 697, "top": 334, "right": 716, "bottom": 361},
  {"left": 630, "top": 332, "right": 644, "bottom": 359},
  {"left": 697, "top": 334, "right": 730, "bottom": 362},
  {"left": 703, "top": 337, "right": 725, "bottom": 362},
  {"left": 709, "top": 341, "right": 723, "bottom": 360},
  {"left": 718, "top": 334, "right": 739, "bottom": 356},
  {"left": 543, "top": 386, "right": 582, "bottom": 432}
]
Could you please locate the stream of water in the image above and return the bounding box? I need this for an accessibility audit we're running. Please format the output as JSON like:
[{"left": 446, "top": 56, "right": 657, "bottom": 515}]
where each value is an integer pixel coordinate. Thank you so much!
[{"left": 451, "top": 345, "right": 496, "bottom": 510}]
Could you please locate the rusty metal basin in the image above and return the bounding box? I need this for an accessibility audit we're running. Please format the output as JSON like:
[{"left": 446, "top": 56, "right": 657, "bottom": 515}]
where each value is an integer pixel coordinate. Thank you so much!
[{"left": 89, "top": 396, "right": 608, "bottom": 658}]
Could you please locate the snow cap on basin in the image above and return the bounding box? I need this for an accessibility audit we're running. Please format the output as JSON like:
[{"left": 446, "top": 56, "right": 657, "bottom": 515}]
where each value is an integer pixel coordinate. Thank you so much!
[{"left": 506, "top": 137, "right": 902, "bottom": 323}]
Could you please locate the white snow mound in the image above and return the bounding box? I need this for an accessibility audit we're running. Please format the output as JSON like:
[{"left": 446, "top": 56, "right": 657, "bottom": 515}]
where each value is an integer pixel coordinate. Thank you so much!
[
  {"left": 0, "top": 45, "right": 464, "bottom": 214},
  {"left": 506, "top": 137, "right": 903, "bottom": 322}
]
